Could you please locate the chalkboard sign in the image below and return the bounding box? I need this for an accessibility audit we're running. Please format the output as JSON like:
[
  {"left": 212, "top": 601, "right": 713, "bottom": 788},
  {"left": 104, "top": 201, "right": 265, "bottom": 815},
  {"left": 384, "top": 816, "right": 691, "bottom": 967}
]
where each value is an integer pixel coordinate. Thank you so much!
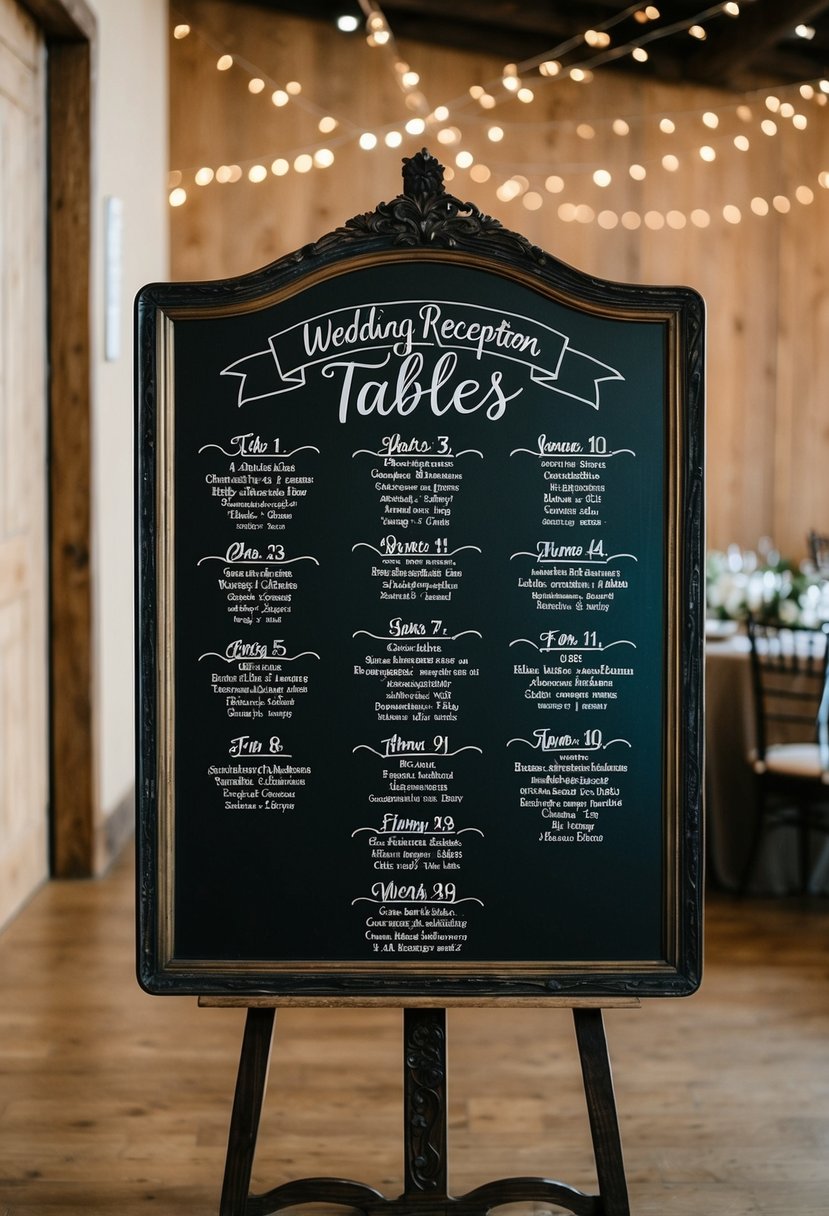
[{"left": 136, "top": 151, "right": 704, "bottom": 998}]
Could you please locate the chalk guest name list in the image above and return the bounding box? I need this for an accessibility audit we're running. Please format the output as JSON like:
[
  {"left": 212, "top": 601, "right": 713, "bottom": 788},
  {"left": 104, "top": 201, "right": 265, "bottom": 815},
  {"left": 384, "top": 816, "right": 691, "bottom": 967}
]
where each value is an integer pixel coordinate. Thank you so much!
[{"left": 157, "top": 258, "right": 668, "bottom": 970}]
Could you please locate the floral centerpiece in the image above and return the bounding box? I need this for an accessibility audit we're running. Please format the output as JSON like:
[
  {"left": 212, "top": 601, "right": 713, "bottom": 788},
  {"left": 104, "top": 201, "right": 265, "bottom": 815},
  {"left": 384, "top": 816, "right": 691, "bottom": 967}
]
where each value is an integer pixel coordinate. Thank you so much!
[{"left": 706, "top": 543, "right": 829, "bottom": 628}]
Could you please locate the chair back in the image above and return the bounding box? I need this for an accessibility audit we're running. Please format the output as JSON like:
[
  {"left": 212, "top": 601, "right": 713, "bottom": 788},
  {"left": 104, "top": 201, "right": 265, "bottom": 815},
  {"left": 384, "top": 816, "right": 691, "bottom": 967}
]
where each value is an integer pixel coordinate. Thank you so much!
[
  {"left": 746, "top": 617, "right": 829, "bottom": 769},
  {"left": 807, "top": 529, "right": 829, "bottom": 576}
]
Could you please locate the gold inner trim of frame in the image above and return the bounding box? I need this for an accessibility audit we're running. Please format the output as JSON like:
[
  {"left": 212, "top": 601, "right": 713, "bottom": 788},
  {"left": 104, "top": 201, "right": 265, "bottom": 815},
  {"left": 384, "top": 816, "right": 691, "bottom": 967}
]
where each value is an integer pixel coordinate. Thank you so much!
[{"left": 152, "top": 249, "right": 692, "bottom": 982}]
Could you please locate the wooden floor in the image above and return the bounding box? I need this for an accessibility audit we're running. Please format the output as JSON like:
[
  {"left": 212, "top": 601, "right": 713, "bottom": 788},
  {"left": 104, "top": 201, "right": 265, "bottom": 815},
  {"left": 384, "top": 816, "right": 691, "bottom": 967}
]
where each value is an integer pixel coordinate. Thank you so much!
[{"left": 1, "top": 847, "right": 828, "bottom": 1215}]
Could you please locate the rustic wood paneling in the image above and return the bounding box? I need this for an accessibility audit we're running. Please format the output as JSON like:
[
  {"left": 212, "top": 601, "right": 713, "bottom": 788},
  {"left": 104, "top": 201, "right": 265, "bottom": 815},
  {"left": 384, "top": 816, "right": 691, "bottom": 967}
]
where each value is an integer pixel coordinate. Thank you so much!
[
  {"left": 168, "top": 0, "right": 829, "bottom": 561},
  {"left": 0, "top": 0, "right": 48, "bottom": 926}
]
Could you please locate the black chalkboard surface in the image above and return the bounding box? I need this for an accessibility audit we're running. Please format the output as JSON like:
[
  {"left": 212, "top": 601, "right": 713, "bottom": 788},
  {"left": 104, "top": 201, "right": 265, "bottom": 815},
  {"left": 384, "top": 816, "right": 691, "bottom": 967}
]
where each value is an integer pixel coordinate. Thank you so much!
[{"left": 136, "top": 151, "right": 704, "bottom": 998}]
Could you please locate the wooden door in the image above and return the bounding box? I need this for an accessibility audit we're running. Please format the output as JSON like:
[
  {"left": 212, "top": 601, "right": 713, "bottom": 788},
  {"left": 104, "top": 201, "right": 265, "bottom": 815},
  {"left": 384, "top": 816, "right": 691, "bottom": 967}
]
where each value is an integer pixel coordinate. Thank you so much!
[{"left": 0, "top": 0, "right": 47, "bottom": 926}]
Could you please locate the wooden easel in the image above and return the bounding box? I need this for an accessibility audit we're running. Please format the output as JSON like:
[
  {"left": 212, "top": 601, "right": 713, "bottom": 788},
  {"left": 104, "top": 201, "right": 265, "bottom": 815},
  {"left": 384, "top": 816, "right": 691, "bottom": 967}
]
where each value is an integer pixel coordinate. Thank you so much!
[{"left": 201, "top": 998, "right": 638, "bottom": 1216}]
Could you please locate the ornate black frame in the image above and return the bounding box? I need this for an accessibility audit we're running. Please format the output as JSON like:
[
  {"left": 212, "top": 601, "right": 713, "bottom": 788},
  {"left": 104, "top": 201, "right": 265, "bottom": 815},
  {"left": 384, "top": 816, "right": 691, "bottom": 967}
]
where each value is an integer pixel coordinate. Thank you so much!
[{"left": 136, "top": 150, "right": 704, "bottom": 1000}]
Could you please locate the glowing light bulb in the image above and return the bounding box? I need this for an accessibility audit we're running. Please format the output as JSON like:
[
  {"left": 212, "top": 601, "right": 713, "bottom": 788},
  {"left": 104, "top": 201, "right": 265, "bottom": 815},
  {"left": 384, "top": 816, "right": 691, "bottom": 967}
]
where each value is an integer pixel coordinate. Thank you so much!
[
  {"left": 659, "top": 118, "right": 675, "bottom": 133},
  {"left": 487, "top": 126, "right": 504, "bottom": 142},
  {"left": 702, "top": 111, "right": 718, "bottom": 128},
  {"left": 359, "top": 132, "right": 377, "bottom": 150},
  {"left": 195, "top": 167, "right": 214, "bottom": 186},
  {"left": 593, "top": 169, "right": 612, "bottom": 187},
  {"left": 271, "top": 159, "right": 289, "bottom": 176},
  {"left": 217, "top": 54, "right": 233, "bottom": 70},
  {"left": 248, "top": 79, "right": 265, "bottom": 94},
  {"left": 169, "top": 187, "right": 187, "bottom": 206},
  {"left": 173, "top": 24, "right": 190, "bottom": 39},
  {"left": 248, "top": 165, "right": 267, "bottom": 183},
  {"left": 613, "top": 119, "right": 630, "bottom": 135},
  {"left": 337, "top": 14, "right": 359, "bottom": 32}
]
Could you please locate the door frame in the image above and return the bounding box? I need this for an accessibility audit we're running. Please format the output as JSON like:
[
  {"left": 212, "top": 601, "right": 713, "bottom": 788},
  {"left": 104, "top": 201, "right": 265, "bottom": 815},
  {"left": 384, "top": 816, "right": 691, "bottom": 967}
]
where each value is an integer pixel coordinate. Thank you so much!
[{"left": 22, "top": 0, "right": 96, "bottom": 876}]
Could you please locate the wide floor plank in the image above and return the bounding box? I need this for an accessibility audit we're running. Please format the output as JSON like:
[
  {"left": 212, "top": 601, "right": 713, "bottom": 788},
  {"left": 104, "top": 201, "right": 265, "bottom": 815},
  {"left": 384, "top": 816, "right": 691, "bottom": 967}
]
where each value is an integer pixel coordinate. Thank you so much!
[{"left": 1, "top": 848, "right": 828, "bottom": 1214}]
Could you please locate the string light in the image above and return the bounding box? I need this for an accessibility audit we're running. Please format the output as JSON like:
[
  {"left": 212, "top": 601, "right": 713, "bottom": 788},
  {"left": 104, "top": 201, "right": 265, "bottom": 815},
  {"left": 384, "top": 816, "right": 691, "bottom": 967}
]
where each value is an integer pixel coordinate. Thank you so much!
[
  {"left": 168, "top": 11, "right": 829, "bottom": 232},
  {"left": 173, "top": 24, "right": 190, "bottom": 39},
  {"left": 337, "top": 14, "right": 359, "bottom": 33}
]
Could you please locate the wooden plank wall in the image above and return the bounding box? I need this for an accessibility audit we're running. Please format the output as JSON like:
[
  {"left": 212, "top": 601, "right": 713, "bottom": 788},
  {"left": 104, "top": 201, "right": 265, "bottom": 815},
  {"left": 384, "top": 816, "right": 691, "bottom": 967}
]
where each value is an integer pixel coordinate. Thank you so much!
[{"left": 169, "top": 0, "right": 829, "bottom": 561}]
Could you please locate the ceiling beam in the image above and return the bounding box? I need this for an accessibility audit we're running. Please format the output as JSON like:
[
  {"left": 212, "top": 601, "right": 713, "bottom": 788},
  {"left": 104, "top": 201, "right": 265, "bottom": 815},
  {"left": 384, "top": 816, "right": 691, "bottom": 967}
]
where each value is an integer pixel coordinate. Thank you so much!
[{"left": 687, "top": 0, "right": 829, "bottom": 86}]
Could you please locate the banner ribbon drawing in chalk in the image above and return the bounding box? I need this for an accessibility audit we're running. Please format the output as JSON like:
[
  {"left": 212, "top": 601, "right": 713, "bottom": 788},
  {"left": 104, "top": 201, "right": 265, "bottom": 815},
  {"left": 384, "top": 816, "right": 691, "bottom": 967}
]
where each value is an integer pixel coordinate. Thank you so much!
[{"left": 221, "top": 301, "right": 623, "bottom": 410}]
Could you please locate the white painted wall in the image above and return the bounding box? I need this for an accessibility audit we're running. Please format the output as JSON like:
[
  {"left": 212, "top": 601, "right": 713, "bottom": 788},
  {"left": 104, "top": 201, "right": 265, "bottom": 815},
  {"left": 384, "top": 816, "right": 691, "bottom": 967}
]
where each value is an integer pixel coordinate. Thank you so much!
[{"left": 89, "top": 0, "right": 169, "bottom": 866}]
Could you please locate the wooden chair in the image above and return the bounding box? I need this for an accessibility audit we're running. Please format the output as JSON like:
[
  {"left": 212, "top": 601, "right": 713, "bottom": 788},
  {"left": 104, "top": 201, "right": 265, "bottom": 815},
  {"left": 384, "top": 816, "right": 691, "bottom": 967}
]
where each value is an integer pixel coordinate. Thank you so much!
[
  {"left": 807, "top": 529, "right": 829, "bottom": 575},
  {"left": 742, "top": 617, "right": 829, "bottom": 894}
]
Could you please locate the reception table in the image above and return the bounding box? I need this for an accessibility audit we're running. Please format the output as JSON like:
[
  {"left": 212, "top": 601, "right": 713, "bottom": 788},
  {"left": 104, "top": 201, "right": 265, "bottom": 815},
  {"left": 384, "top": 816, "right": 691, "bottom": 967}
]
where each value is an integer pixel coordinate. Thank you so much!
[{"left": 705, "top": 630, "right": 829, "bottom": 895}]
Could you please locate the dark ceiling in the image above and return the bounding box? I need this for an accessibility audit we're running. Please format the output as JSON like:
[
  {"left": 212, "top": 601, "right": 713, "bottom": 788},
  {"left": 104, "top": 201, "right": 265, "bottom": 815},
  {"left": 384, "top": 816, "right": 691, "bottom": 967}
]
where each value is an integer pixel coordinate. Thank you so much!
[{"left": 233, "top": 0, "right": 829, "bottom": 91}]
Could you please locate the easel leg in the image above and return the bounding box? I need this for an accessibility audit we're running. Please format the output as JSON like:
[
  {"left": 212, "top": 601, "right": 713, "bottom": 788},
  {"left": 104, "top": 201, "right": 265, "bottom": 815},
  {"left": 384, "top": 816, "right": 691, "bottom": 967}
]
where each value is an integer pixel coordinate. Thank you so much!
[
  {"left": 403, "top": 1008, "right": 448, "bottom": 1198},
  {"left": 220, "top": 1007, "right": 276, "bottom": 1216},
  {"left": 573, "top": 1008, "right": 630, "bottom": 1216}
]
